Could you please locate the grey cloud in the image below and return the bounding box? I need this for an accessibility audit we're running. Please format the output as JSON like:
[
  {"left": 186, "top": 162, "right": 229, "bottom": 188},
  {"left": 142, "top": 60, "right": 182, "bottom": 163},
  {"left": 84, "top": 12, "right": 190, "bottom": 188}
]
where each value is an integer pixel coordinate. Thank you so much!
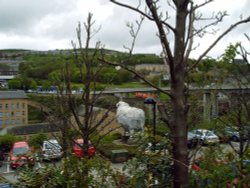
[
  {"left": 0, "top": 0, "right": 249, "bottom": 58},
  {"left": 0, "top": 0, "right": 77, "bottom": 33}
]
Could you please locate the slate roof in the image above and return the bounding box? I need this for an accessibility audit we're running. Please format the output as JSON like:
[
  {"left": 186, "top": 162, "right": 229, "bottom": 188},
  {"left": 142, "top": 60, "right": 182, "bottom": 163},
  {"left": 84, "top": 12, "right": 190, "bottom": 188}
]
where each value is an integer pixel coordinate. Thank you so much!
[
  {"left": 3, "top": 123, "right": 62, "bottom": 136},
  {"left": 0, "top": 90, "right": 28, "bottom": 99}
]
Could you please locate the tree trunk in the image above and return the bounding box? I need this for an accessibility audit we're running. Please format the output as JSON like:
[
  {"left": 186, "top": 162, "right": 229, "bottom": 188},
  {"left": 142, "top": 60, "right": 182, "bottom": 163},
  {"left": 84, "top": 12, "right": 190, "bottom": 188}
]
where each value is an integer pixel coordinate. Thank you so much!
[
  {"left": 171, "top": 76, "right": 188, "bottom": 188},
  {"left": 170, "top": 3, "right": 189, "bottom": 188}
]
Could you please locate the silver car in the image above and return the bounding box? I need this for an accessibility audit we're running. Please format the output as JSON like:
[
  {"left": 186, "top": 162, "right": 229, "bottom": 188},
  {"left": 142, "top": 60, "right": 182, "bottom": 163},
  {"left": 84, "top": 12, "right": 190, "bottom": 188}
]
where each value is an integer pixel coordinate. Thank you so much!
[
  {"left": 189, "top": 129, "right": 219, "bottom": 145},
  {"left": 41, "top": 139, "right": 63, "bottom": 161}
]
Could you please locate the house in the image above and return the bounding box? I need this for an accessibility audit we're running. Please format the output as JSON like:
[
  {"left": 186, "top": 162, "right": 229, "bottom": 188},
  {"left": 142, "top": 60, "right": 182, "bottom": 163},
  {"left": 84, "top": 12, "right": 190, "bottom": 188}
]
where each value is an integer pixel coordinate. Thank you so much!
[
  {"left": 135, "top": 64, "right": 169, "bottom": 79},
  {"left": 0, "top": 90, "right": 28, "bottom": 128}
]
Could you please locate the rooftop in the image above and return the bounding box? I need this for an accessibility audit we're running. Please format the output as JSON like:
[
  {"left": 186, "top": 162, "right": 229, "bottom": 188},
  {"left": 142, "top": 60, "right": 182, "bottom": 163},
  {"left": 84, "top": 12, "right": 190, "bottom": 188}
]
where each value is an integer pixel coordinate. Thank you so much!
[
  {"left": 0, "top": 90, "right": 28, "bottom": 99},
  {"left": 0, "top": 123, "right": 62, "bottom": 136}
]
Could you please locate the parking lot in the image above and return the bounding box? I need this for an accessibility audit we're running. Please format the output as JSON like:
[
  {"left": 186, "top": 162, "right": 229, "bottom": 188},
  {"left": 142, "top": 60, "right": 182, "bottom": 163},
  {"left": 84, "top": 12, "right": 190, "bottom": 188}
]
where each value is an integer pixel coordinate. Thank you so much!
[
  {"left": 0, "top": 141, "right": 245, "bottom": 184},
  {"left": 0, "top": 154, "right": 61, "bottom": 183}
]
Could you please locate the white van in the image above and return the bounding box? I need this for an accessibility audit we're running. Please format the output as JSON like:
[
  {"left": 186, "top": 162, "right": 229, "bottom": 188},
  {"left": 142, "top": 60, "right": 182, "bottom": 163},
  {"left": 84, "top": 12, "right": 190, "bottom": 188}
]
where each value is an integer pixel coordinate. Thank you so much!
[{"left": 41, "top": 139, "right": 63, "bottom": 161}]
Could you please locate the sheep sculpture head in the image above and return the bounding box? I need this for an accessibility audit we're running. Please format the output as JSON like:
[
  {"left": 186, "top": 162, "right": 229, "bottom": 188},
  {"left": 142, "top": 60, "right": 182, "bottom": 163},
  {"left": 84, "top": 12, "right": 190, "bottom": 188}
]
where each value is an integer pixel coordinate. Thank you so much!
[{"left": 116, "top": 101, "right": 145, "bottom": 133}]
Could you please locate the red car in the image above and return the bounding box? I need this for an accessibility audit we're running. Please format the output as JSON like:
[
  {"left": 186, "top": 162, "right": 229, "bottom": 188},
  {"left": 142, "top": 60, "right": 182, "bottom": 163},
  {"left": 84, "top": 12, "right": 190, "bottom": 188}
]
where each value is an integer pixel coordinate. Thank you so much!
[
  {"left": 73, "top": 139, "right": 95, "bottom": 158},
  {"left": 9, "top": 141, "right": 35, "bottom": 169}
]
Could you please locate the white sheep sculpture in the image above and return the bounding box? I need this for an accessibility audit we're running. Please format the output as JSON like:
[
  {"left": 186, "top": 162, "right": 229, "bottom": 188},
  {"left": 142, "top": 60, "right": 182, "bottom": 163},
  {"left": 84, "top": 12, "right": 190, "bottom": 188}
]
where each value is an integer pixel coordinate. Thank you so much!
[{"left": 116, "top": 101, "right": 145, "bottom": 133}]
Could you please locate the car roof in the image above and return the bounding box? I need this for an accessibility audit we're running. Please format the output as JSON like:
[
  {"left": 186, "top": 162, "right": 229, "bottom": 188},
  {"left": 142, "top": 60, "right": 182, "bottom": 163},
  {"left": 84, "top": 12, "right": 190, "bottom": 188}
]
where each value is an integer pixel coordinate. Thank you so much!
[
  {"left": 44, "top": 139, "right": 59, "bottom": 144},
  {"left": 43, "top": 139, "right": 59, "bottom": 145},
  {"left": 195, "top": 129, "right": 212, "bottom": 132},
  {"left": 75, "top": 139, "right": 83, "bottom": 144},
  {"left": 13, "top": 141, "right": 28, "bottom": 148}
]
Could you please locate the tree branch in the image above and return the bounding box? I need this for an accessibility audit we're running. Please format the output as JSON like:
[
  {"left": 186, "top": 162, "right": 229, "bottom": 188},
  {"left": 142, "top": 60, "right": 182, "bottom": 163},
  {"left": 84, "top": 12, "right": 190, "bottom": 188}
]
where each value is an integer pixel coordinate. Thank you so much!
[
  {"left": 110, "top": 0, "right": 176, "bottom": 32},
  {"left": 98, "top": 57, "right": 172, "bottom": 98},
  {"left": 189, "top": 16, "right": 250, "bottom": 71}
]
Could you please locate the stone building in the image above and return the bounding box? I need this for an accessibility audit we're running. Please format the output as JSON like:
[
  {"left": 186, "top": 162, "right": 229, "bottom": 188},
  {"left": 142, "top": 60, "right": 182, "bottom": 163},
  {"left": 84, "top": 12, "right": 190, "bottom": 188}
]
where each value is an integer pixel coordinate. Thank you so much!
[{"left": 0, "top": 90, "right": 28, "bottom": 128}]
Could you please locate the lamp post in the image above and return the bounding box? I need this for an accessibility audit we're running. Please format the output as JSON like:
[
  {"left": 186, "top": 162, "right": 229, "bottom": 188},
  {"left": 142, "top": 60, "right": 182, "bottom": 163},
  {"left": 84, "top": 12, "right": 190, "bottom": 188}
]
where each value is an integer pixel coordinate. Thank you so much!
[
  {"left": 144, "top": 97, "right": 157, "bottom": 138},
  {"left": 144, "top": 97, "right": 158, "bottom": 186}
]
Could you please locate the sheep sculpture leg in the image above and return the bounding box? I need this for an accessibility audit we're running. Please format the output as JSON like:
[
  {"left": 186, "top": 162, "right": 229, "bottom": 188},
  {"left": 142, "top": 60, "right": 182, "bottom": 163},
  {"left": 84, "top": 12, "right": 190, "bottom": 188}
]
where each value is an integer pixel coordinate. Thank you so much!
[{"left": 116, "top": 101, "right": 145, "bottom": 143}]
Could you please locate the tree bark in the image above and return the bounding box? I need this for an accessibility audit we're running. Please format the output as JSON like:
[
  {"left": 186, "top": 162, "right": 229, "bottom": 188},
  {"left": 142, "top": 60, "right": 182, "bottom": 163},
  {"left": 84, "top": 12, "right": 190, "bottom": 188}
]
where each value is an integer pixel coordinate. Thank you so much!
[{"left": 171, "top": 3, "right": 189, "bottom": 188}]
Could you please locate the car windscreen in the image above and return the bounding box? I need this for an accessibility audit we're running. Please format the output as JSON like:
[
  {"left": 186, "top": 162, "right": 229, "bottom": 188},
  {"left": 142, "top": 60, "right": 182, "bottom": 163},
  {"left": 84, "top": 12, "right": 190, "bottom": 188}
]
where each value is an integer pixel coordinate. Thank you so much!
[
  {"left": 45, "top": 143, "right": 61, "bottom": 150},
  {"left": 204, "top": 131, "right": 214, "bottom": 136},
  {"left": 75, "top": 143, "right": 83, "bottom": 149},
  {"left": 13, "top": 147, "right": 29, "bottom": 156}
]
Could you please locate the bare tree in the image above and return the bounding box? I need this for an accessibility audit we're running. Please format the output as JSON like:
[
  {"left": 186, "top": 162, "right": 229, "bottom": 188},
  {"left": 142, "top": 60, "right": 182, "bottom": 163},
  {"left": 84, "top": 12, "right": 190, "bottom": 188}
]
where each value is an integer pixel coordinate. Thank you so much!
[
  {"left": 44, "top": 13, "right": 120, "bottom": 187},
  {"left": 99, "top": 1, "right": 250, "bottom": 187}
]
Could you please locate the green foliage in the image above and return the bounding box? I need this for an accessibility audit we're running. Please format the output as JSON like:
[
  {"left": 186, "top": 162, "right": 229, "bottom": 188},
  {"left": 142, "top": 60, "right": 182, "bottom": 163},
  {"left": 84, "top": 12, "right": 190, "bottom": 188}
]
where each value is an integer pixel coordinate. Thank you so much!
[
  {"left": 0, "top": 63, "right": 11, "bottom": 70},
  {"left": 28, "top": 133, "right": 47, "bottom": 150},
  {"left": 21, "top": 54, "right": 66, "bottom": 80},
  {"left": 90, "top": 82, "right": 105, "bottom": 91},
  {"left": 8, "top": 78, "right": 22, "bottom": 89},
  {"left": 17, "top": 156, "right": 120, "bottom": 188},
  {"left": 7, "top": 76, "right": 38, "bottom": 90},
  {"left": 42, "top": 80, "right": 51, "bottom": 91},
  {"left": 189, "top": 146, "right": 250, "bottom": 187},
  {"left": 97, "top": 67, "right": 133, "bottom": 85},
  {"left": 17, "top": 165, "right": 65, "bottom": 188},
  {"left": 121, "top": 135, "right": 173, "bottom": 187},
  {"left": 99, "top": 133, "right": 122, "bottom": 144},
  {"left": 221, "top": 43, "right": 240, "bottom": 64},
  {"left": 148, "top": 75, "right": 161, "bottom": 86},
  {"left": 95, "top": 95, "right": 118, "bottom": 109},
  {"left": 0, "top": 134, "right": 22, "bottom": 152},
  {"left": 187, "top": 92, "right": 204, "bottom": 129}
]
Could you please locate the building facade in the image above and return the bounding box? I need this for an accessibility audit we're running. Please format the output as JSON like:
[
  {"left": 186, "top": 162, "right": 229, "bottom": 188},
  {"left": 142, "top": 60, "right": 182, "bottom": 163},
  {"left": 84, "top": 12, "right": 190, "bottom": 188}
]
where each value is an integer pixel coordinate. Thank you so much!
[{"left": 0, "top": 91, "right": 28, "bottom": 128}]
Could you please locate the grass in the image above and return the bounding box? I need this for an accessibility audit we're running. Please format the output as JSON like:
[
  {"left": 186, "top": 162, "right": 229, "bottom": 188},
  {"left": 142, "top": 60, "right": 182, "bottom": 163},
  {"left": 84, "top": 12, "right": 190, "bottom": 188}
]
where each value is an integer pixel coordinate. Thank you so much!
[
  {"left": 106, "top": 82, "right": 149, "bottom": 89},
  {"left": 72, "top": 82, "right": 149, "bottom": 90}
]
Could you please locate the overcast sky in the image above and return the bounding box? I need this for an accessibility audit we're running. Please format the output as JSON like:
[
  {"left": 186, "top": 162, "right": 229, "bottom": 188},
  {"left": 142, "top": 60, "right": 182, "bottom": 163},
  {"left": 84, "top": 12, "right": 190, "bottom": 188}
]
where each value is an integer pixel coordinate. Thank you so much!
[{"left": 0, "top": 0, "right": 249, "bottom": 59}]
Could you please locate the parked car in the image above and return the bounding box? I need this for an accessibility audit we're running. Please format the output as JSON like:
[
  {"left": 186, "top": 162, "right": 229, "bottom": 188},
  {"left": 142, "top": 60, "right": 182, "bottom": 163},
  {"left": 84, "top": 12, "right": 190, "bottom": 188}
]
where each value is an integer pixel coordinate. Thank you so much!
[
  {"left": 224, "top": 127, "right": 241, "bottom": 142},
  {"left": 0, "top": 149, "right": 4, "bottom": 167},
  {"left": 217, "top": 127, "right": 249, "bottom": 142},
  {"left": 225, "top": 127, "right": 250, "bottom": 142},
  {"left": 188, "top": 129, "right": 219, "bottom": 145},
  {"left": 73, "top": 139, "right": 95, "bottom": 158},
  {"left": 0, "top": 148, "right": 5, "bottom": 161},
  {"left": 41, "top": 139, "right": 63, "bottom": 161},
  {"left": 9, "top": 141, "right": 35, "bottom": 169},
  {"left": 187, "top": 132, "right": 199, "bottom": 148}
]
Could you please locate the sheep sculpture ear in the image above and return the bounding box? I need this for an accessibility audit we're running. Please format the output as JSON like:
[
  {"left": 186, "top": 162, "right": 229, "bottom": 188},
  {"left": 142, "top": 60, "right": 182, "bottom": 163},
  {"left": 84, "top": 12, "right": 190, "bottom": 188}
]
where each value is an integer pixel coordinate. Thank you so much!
[{"left": 116, "top": 102, "right": 121, "bottom": 108}]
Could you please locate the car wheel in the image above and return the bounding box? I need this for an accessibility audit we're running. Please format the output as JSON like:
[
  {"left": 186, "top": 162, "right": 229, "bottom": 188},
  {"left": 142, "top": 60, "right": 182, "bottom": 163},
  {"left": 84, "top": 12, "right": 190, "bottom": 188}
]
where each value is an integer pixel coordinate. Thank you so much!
[
  {"left": 197, "top": 139, "right": 203, "bottom": 146},
  {"left": 232, "top": 136, "right": 238, "bottom": 142}
]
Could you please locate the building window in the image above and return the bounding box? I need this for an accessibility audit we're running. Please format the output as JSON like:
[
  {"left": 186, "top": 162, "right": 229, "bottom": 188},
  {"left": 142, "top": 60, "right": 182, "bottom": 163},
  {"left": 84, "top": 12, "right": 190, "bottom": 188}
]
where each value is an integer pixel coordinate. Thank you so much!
[
  {"left": 5, "top": 112, "right": 9, "bottom": 116},
  {"left": 11, "top": 119, "right": 15, "bottom": 125},
  {"left": 22, "top": 103, "right": 25, "bottom": 109},
  {"left": 17, "top": 103, "right": 20, "bottom": 109},
  {"left": 22, "top": 111, "right": 25, "bottom": 116},
  {"left": 0, "top": 112, "right": 2, "bottom": 117},
  {"left": 11, "top": 104, "right": 15, "bottom": 109},
  {"left": 22, "top": 118, "right": 25, "bottom": 124},
  {"left": 11, "top": 112, "right": 14, "bottom": 117},
  {"left": 16, "top": 118, "right": 20, "bottom": 125},
  {"left": 5, "top": 120, "right": 9, "bottom": 125},
  {"left": 0, "top": 104, "right": 2, "bottom": 109},
  {"left": 5, "top": 104, "right": 8, "bottom": 109},
  {"left": 0, "top": 120, "right": 3, "bottom": 125},
  {"left": 16, "top": 112, "right": 21, "bottom": 116}
]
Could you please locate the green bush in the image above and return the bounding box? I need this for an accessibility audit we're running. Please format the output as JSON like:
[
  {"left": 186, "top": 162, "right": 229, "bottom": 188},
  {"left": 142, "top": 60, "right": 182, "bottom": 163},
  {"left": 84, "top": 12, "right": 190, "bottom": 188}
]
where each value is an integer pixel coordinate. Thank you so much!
[
  {"left": 28, "top": 133, "right": 47, "bottom": 150},
  {"left": 0, "top": 134, "right": 23, "bottom": 152}
]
